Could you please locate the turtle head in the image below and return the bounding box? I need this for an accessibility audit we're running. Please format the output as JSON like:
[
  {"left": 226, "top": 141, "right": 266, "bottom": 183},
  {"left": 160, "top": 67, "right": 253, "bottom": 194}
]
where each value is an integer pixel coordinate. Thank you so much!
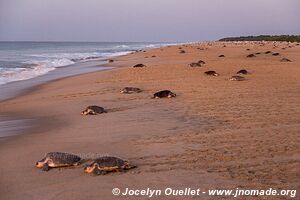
[
  {"left": 168, "top": 92, "right": 176, "bottom": 98},
  {"left": 36, "top": 161, "right": 44, "bottom": 168},
  {"left": 81, "top": 109, "right": 88, "bottom": 115},
  {"left": 36, "top": 158, "right": 46, "bottom": 168},
  {"left": 84, "top": 163, "right": 98, "bottom": 174},
  {"left": 81, "top": 109, "right": 95, "bottom": 115},
  {"left": 124, "top": 161, "right": 136, "bottom": 169}
]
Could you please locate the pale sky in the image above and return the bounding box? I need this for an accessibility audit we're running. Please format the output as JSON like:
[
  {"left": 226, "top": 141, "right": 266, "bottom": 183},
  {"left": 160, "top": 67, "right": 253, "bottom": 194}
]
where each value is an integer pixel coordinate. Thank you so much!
[{"left": 0, "top": 0, "right": 299, "bottom": 42}]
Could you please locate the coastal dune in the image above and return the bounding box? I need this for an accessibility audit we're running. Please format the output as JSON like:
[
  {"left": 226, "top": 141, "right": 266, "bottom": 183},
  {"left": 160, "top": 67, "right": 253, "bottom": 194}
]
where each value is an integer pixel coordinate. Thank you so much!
[{"left": 0, "top": 42, "right": 299, "bottom": 199}]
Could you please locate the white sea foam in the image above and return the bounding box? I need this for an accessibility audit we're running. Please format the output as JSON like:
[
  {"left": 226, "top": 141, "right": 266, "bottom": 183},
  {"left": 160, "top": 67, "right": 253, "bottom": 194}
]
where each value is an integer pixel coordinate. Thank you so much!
[
  {"left": 24, "top": 58, "right": 75, "bottom": 68},
  {"left": 115, "top": 45, "right": 130, "bottom": 48},
  {"left": 0, "top": 51, "right": 127, "bottom": 85},
  {"left": 0, "top": 64, "right": 55, "bottom": 85},
  {"left": 0, "top": 42, "right": 173, "bottom": 85}
]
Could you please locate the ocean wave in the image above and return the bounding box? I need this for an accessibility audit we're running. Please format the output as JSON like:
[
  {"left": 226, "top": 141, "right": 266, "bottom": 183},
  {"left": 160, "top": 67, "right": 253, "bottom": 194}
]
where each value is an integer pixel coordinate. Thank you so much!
[
  {"left": 0, "top": 42, "right": 170, "bottom": 85},
  {"left": 24, "top": 58, "right": 75, "bottom": 68},
  {"left": 0, "top": 51, "right": 132, "bottom": 85},
  {"left": 0, "top": 64, "right": 55, "bottom": 85},
  {"left": 27, "top": 52, "right": 103, "bottom": 60},
  {"left": 100, "top": 51, "right": 134, "bottom": 58},
  {"left": 115, "top": 45, "right": 130, "bottom": 49}
]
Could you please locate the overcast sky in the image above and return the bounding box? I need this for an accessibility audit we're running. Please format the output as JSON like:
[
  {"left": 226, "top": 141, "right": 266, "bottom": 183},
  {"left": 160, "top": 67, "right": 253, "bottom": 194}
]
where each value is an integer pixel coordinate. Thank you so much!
[{"left": 0, "top": 0, "right": 299, "bottom": 42}]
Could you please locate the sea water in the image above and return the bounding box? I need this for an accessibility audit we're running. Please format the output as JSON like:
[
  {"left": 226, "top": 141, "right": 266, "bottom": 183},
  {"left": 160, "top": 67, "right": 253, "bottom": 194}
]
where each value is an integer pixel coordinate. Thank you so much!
[
  {"left": 0, "top": 42, "right": 171, "bottom": 138},
  {"left": 0, "top": 41, "right": 166, "bottom": 85},
  {"left": 0, "top": 42, "right": 171, "bottom": 101}
]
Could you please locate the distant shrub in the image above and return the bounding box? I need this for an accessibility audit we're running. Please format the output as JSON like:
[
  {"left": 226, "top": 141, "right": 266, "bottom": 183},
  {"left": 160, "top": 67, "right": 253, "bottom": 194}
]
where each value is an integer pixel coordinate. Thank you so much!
[{"left": 219, "top": 35, "right": 300, "bottom": 42}]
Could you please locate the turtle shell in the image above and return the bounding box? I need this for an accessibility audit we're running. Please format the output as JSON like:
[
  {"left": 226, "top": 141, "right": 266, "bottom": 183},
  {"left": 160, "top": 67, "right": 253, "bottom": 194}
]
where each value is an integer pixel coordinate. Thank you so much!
[
  {"left": 153, "top": 90, "right": 176, "bottom": 98},
  {"left": 46, "top": 152, "right": 81, "bottom": 165},
  {"left": 230, "top": 76, "right": 245, "bottom": 81},
  {"left": 86, "top": 106, "right": 106, "bottom": 113},
  {"left": 93, "top": 156, "right": 129, "bottom": 169}
]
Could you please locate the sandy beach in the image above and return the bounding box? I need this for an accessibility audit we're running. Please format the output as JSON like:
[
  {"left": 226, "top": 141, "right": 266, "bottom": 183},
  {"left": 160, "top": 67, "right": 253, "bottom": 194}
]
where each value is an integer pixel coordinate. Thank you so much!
[{"left": 0, "top": 42, "right": 299, "bottom": 199}]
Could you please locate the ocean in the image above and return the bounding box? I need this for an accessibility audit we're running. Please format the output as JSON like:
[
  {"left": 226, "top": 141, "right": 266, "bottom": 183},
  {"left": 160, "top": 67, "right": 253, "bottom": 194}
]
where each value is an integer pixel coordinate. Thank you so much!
[
  {"left": 0, "top": 41, "right": 171, "bottom": 138},
  {"left": 0, "top": 42, "right": 167, "bottom": 85}
]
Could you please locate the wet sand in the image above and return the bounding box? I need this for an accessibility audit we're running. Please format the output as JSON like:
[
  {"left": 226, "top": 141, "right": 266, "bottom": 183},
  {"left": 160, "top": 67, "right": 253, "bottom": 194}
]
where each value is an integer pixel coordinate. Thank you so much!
[{"left": 0, "top": 42, "right": 299, "bottom": 200}]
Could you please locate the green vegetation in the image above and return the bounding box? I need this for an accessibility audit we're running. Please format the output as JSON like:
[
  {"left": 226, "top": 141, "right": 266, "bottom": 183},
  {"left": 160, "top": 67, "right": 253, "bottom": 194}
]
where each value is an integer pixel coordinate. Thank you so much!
[{"left": 219, "top": 35, "right": 300, "bottom": 42}]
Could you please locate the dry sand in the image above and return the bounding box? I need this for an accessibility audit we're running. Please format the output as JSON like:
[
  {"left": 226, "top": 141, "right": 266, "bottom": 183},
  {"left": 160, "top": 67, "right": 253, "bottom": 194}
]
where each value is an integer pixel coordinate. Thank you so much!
[{"left": 0, "top": 42, "right": 299, "bottom": 200}]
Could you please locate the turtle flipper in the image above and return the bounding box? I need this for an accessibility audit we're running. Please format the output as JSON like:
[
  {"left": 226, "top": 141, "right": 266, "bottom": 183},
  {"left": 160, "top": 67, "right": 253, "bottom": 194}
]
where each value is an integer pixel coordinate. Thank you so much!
[
  {"left": 42, "top": 163, "right": 50, "bottom": 171},
  {"left": 93, "top": 168, "right": 107, "bottom": 175},
  {"left": 98, "top": 170, "right": 108, "bottom": 175}
]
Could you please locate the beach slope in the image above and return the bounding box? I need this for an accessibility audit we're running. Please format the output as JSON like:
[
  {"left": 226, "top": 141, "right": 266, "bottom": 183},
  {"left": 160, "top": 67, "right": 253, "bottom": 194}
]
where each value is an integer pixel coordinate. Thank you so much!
[{"left": 0, "top": 42, "right": 299, "bottom": 200}]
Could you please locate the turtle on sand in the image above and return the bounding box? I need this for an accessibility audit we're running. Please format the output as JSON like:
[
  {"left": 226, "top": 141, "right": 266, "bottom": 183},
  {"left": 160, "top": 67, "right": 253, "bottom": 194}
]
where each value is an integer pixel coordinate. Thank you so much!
[
  {"left": 204, "top": 71, "right": 219, "bottom": 76},
  {"left": 189, "top": 62, "right": 202, "bottom": 67},
  {"left": 133, "top": 64, "right": 146, "bottom": 68},
  {"left": 247, "top": 54, "right": 256, "bottom": 58},
  {"left": 36, "top": 152, "right": 81, "bottom": 171},
  {"left": 120, "top": 87, "right": 143, "bottom": 94},
  {"left": 280, "top": 58, "right": 292, "bottom": 62},
  {"left": 237, "top": 69, "right": 249, "bottom": 75},
  {"left": 218, "top": 55, "right": 225, "bottom": 57},
  {"left": 81, "top": 105, "right": 106, "bottom": 115},
  {"left": 84, "top": 156, "right": 136, "bottom": 175},
  {"left": 152, "top": 90, "right": 176, "bottom": 98},
  {"left": 179, "top": 50, "right": 186, "bottom": 54},
  {"left": 198, "top": 60, "right": 206, "bottom": 65},
  {"left": 230, "top": 75, "right": 245, "bottom": 81}
]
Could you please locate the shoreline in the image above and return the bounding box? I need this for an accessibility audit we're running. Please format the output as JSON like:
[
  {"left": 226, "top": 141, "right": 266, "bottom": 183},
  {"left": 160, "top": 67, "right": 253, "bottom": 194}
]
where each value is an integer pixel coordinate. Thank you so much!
[
  {"left": 0, "top": 41, "right": 172, "bottom": 102},
  {"left": 0, "top": 42, "right": 299, "bottom": 200},
  {"left": 0, "top": 59, "right": 116, "bottom": 141},
  {"left": 0, "top": 59, "right": 112, "bottom": 103}
]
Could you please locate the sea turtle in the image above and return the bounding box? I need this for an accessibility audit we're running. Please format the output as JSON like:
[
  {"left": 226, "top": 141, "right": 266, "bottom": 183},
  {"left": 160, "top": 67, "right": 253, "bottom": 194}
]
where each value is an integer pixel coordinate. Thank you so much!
[
  {"left": 280, "top": 58, "right": 291, "bottom": 62},
  {"left": 230, "top": 75, "right": 245, "bottom": 81},
  {"left": 198, "top": 60, "right": 206, "bottom": 65},
  {"left": 120, "top": 87, "right": 143, "bottom": 94},
  {"left": 179, "top": 50, "right": 186, "bottom": 54},
  {"left": 189, "top": 62, "right": 202, "bottom": 67},
  {"left": 108, "top": 59, "right": 114, "bottom": 63},
  {"left": 133, "top": 64, "right": 146, "bottom": 68},
  {"left": 247, "top": 54, "right": 256, "bottom": 58},
  {"left": 218, "top": 55, "right": 225, "bottom": 57},
  {"left": 237, "top": 69, "right": 249, "bottom": 75},
  {"left": 204, "top": 71, "right": 219, "bottom": 76},
  {"left": 36, "top": 152, "right": 81, "bottom": 171},
  {"left": 84, "top": 156, "right": 136, "bottom": 175},
  {"left": 81, "top": 105, "right": 106, "bottom": 115},
  {"left": 152, "top": 90, "right": 176, "bottom": 98}
]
